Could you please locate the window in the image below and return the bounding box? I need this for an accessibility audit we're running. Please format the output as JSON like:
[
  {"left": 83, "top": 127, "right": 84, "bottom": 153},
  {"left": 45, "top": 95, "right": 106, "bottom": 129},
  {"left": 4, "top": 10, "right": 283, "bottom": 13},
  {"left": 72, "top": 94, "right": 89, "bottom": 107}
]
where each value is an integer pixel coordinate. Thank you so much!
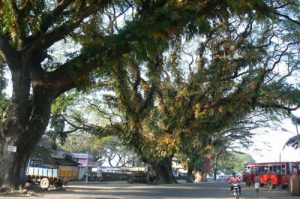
[
  {"left": 251, "top": 166, "right": 258, "bottom": 173},
  {"left": 257, "top": 166, "right": 264, "bottom": 173},
  {"left": 244, "top": 166, "right": 252, "bottom": 173},
  {"left": 281, "top": 165, "right": 286, "bottom": 174}
]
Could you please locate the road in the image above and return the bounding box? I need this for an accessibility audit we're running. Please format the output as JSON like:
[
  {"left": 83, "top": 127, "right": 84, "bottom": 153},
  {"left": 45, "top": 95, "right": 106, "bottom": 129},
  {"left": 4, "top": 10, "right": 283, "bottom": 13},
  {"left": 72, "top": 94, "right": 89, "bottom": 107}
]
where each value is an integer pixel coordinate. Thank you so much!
[{"left": 0, "top": 181, "right": 295, "bottom": 199}]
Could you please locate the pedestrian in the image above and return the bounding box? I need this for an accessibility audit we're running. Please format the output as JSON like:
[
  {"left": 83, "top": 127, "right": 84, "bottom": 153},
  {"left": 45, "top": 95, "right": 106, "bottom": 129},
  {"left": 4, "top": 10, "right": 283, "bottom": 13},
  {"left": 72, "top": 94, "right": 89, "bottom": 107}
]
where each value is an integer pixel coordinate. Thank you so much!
[
  {"left": 267, "top": 180, "right": 272, "bottom": 192},
  {"left": 254, "top": 173, "right": 260, "bottom": 197}
]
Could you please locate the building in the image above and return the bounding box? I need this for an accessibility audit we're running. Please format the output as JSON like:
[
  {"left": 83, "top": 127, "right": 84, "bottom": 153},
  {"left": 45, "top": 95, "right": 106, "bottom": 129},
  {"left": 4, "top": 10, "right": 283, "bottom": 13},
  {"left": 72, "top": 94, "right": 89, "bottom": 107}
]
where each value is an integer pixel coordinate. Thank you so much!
[{"left": 71, "top": 153, "right": 98, "bottom": 180}]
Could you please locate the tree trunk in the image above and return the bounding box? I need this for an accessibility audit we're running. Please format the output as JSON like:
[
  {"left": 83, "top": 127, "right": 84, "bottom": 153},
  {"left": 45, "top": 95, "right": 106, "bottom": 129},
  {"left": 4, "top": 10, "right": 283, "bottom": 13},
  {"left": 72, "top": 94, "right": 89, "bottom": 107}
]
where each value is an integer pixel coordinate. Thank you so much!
[
  {"left": 0, "top": 59, "right": 54, "bottom": 188},
  {"left": 151, "top": 157, "right": 177, "bottom": 184},
  {"left": 213, "top": 153, "right": 219, "bottom": 181},
  {"left": 0, "top": 98, "right": 52, "bottom": 188},
  {"left": 186, "top": 166, "right": 194, "bottom": 183}
]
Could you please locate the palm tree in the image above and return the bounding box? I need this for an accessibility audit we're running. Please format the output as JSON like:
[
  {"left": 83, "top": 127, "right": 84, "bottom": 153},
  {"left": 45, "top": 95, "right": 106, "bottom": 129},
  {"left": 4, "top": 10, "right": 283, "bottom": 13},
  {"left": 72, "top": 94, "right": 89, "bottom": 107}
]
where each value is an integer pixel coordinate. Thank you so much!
[
  {"left": 284, "top": 135, "right": 300, "bottom": 149},
  {"left": 283, "top": 115, "right": 300, "bottom": 149}
]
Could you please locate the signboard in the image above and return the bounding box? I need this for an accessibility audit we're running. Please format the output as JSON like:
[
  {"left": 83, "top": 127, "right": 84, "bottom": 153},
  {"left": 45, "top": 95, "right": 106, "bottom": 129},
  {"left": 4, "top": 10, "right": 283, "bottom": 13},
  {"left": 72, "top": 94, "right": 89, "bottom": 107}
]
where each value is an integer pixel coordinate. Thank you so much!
[
  {"left": 92, "top": 168, "right": 98, "bottom": 172},
  {"left": 7, "top": 145, "right": 17, "bottom": 152},
  {"left": 78, "top": 159, "right": 88, "bottom": 166}
]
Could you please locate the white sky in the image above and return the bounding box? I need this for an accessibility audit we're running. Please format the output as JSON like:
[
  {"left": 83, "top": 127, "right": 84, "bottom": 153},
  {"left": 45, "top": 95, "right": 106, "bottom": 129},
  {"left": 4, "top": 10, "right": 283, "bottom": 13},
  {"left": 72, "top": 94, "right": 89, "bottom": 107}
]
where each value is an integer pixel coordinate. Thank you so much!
[{"left": 244, "top": 117, "right": 300, "bottom": 163}]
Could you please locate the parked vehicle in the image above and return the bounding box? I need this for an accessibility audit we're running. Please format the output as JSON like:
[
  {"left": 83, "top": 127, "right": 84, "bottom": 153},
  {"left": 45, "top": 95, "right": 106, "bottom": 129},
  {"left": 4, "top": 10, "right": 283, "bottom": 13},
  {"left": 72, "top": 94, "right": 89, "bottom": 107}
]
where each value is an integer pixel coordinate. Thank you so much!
[{"left": 26, "top": 166, "right": 76, "bottom": 189}]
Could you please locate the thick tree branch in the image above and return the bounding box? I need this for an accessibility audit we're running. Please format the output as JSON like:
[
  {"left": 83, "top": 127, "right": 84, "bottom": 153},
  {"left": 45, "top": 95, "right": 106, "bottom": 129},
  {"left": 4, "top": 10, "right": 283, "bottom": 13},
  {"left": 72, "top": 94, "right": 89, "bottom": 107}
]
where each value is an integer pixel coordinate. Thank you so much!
[
  {"left": 38, "top": 0, "right": 75, "bottom": 33},
  {"left": 273, "top": 2, "right": 296, "bottom": 9},
  {"left": 274, "top": 11, "right": 300, "bottom": 25},
  {"left": 0, "top": 36, "right": 20, "bottom": 68},
  {"left": 28, "top": 1, "right": 111, "bottom": 53},
  {"left": 258, "top": 102, "right": 300, "bottom": 112}
]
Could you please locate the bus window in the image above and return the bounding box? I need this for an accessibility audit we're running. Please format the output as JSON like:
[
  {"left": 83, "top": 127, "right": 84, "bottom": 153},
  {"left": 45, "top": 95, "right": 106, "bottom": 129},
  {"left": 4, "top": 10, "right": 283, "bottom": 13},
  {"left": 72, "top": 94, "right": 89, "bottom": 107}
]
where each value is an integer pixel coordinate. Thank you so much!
[
  {"left": 244, "top": 166, "right": 251, "bottom": 173},
  {"left": 258, "top": 166, "right": 264, "bottom": 173},
  {"left": 287, "top": 164, "right": 291, "bottom": 175},
  {"left": 276, "top": 165, "right": 282, "bottom": 173},
  {"left": 281, "top": 165, "right": 286, "bottom": 174},
  {"left": 269, "top": 166, "right": 273, "bottom": 173},
  {"left": 251, "top": 166, "right": 258, "bottom": 173}
]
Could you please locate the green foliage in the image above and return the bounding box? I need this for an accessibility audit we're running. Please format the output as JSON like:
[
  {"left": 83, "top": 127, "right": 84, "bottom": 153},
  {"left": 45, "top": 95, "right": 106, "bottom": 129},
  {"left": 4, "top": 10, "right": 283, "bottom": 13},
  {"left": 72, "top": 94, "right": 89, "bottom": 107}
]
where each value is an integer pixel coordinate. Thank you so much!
[
  {"left": 0, "top": 1, "right": 15, "bottom": 34},
  {"left": 217, "top": 151, "right": 255, "bottom": 174},
  {"left": 100, "top": 1, "right": 300, "bottom": 173},
  {"left": 51, "top": 92, "right": 79, "bottom": 114}
]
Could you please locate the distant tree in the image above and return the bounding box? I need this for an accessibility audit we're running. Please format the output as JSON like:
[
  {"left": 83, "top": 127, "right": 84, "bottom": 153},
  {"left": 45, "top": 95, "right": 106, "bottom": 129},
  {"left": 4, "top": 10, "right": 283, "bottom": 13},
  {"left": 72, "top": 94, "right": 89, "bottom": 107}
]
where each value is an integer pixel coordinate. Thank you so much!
[
  {"left": 217, "top": 152, "right": 255, "bottom": 174},
  {"left": 90, "top": 136, "right": 144, "bottom": 167},
  {"left": 284, "top": 135, "right": 300, "bottom": 149},
  {"left": 60, "top": 133, "right": 143, "bottom": 167}
]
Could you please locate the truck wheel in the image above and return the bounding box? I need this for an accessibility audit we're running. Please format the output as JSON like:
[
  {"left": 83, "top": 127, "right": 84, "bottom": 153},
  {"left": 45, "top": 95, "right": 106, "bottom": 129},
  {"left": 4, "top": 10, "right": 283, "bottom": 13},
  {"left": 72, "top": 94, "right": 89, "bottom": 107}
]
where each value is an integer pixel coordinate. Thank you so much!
[
  {"left": 54, "top": 180, "right": 63, "bottom": 188},
  {"left": 40, "top": 178, "right": 50, "bottom": 189}
]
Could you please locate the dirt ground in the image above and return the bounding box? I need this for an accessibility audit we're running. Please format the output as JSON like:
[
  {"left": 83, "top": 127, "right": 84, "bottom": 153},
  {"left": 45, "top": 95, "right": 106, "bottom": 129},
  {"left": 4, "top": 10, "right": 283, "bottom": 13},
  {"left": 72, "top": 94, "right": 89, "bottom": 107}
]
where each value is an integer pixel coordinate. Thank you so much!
[{"left": 0, "top": 181, "right": 297, "bottom": 199}]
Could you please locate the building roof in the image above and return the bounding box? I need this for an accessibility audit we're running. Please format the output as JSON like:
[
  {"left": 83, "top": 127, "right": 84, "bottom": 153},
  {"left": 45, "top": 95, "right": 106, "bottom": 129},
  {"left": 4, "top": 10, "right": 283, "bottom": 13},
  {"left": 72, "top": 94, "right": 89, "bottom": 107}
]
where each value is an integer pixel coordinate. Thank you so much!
[
  {"left": 31, "top": 146, "right": 80, "bottom": 167},
  {"left": 52, "top": 157, "right": 81, "bottom": 166},
  {"left": 71, "top": 153, "right": 93, "bottom": 159}
]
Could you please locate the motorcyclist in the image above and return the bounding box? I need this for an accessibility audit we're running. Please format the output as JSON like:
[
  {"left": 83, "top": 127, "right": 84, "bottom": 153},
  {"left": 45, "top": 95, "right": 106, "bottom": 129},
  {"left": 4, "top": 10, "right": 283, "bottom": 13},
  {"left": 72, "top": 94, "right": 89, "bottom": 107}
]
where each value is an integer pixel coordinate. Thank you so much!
[{"left": 228, "top": 172, "right": 241, "bottom": 194}]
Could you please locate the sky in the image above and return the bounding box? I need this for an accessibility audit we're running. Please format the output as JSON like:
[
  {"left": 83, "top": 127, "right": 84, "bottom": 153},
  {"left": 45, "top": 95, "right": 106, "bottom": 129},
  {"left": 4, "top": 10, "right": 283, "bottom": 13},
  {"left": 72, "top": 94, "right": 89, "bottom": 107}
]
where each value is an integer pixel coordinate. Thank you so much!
[{"left": 244, "top": 117, "right": 300, "bottom": 163}]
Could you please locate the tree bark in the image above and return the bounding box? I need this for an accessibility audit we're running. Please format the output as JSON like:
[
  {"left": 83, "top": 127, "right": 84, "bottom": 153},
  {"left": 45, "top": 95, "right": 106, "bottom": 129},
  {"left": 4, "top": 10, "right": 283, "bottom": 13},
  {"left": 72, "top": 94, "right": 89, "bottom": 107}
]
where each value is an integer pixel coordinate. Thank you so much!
[
  {"left": 186, "top": 166, "right": 194, "bottom": 183},
  {"left": 0, "top": 94, "right": 52, "bottom": 188},
  {"left": 0, "top": 57, "right": 54, "bottom": 189},
  {"left": 151, "top": 157, "right": 177, "bottom": 184},
  {"left": 213, "top": 153, "right": 219, "bottom": 181}
]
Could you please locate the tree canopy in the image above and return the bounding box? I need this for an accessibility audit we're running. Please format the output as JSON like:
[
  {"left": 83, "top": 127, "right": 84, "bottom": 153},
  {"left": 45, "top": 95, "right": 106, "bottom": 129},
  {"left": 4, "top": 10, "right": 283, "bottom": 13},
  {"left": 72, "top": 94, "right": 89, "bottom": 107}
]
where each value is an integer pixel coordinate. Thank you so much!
[{"left": 0, "top": 0, "right": 300, "bottom": 188}]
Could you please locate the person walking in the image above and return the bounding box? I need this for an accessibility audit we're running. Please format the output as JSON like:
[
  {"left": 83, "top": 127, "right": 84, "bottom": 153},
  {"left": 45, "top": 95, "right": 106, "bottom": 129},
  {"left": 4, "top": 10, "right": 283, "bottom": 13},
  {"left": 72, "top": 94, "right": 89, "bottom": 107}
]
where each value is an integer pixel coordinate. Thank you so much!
[{"left": 254, "top": 173, "right": 260, "bottom": 197}]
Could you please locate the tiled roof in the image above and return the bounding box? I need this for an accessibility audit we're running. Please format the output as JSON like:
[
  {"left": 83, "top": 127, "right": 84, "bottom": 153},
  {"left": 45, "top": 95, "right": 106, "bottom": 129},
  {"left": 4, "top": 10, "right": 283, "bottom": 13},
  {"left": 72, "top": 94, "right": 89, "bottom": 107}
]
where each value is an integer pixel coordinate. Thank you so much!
[
  {"left": 52, "top": 157, "right": 81, "bottom": 166},
  {"left": 31, "top": 146, "right": 80, "bottom": 167}
]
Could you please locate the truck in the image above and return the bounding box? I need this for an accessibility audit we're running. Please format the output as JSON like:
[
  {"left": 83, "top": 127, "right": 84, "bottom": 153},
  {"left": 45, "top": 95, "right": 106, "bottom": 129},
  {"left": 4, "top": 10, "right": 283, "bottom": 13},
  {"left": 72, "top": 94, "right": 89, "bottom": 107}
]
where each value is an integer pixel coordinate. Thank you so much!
[{"left": 26, "top": 166, "right": 76, "bottom": 189}]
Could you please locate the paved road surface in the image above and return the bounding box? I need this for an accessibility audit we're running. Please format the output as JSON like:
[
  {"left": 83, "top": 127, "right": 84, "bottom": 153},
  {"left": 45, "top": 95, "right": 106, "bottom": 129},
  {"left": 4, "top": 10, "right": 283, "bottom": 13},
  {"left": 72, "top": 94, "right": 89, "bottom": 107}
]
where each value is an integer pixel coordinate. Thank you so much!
[{"left": 0, "top": 181, "right": 295, "bottom": 199}]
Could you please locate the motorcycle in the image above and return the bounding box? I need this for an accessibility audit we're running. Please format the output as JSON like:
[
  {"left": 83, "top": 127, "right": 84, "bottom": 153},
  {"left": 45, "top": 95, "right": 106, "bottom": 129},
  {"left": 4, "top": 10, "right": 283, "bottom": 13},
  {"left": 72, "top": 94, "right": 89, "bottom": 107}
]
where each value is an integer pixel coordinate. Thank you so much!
[{"left": 231, "top": 183, "right": 240, "bottom": 199}]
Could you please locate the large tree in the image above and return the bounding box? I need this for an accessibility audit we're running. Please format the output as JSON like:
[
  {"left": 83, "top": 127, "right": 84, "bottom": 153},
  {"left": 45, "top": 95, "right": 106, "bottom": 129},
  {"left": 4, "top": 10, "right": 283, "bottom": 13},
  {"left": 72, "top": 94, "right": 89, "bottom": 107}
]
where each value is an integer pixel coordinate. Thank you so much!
[
  {"left": 114, "top": 9, "right": 300, "bottom": 183},
  {"left": 60, "top": 1, "right": 300, "bottom": 184},
  {"left": 0, "top": 0, "right": 299, "bottom": 188}
]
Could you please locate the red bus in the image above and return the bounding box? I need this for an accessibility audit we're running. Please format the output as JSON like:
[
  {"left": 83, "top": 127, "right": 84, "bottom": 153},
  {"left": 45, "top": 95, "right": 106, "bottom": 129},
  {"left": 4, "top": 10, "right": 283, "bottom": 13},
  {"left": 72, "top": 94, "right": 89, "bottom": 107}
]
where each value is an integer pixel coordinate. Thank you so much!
[{"left": 242, "top": 161, "right": 300, "bottom": 188}]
